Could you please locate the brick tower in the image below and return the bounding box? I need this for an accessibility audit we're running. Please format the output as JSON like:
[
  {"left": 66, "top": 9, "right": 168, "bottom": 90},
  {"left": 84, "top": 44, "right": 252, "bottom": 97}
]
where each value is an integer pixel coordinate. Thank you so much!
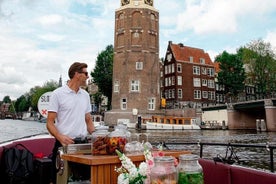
[{"left": 105, "top": 0, "right": 160, "bottom": 126}]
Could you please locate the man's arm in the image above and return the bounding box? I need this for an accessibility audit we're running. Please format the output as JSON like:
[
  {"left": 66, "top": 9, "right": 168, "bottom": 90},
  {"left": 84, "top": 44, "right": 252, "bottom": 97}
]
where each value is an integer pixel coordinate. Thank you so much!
[
  {"left": 46, "top": 111, "right": 74, "bottom": 146},
  {"left": 85, "top": 113, "right": 95, "bottom": 134}
]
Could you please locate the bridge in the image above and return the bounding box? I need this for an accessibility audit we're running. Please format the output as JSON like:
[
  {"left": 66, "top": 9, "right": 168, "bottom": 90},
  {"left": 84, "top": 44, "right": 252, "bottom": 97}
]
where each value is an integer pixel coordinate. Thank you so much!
[{"left": 220, "top": 98, "right": 276, "bottom": 131}]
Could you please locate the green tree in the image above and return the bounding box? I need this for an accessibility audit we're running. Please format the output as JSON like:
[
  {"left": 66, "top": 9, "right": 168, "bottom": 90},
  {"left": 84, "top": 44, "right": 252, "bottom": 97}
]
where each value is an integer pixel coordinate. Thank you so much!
[
  {"left": 30, "top": 80, "right": 59, "bottom": 111},
  {"left": 215, "top": 51, "right": 246, "bottom": 102},
  {"left": 3, "top": 96, "right": 11, "bottom": 103},
  {"left": 14, "top": 95, "right": 30, "bottom": 112},
  {"left": 93, "top": 92, "right": 104, "bottom": 113},
  {"left": 91, "top": 45, "right": 113, "bottom": 110},
  {"left": 240, "top": 39, "right": 276, "bottom": 98}
]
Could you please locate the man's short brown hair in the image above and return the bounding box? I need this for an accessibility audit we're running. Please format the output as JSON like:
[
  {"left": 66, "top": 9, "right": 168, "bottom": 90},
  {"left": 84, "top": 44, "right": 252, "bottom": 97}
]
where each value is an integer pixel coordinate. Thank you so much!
[{"left": 68, "top": 62, "right": 88, "bottom": 79}]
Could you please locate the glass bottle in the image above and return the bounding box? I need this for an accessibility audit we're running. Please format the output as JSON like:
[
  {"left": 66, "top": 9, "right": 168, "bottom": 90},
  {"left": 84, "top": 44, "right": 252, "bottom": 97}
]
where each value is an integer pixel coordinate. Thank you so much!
[
  {"left": 91, "top": 125, "right": 109, "bottom": 155},
  {"left": 108, "top": 126, "right": 127, "bottom": 155},
  {"left": 150, "top": 156, "right": 177, "bottom": 184},
  {"left": 177, "top": 154, "right": 204, "bottom": 184}
]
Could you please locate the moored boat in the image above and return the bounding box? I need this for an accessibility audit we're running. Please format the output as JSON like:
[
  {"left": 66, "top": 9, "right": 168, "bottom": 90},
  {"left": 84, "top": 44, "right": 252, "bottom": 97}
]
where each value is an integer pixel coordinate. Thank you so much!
[{"left": 144, "top": 115, "right": 201, "bottom": 130}]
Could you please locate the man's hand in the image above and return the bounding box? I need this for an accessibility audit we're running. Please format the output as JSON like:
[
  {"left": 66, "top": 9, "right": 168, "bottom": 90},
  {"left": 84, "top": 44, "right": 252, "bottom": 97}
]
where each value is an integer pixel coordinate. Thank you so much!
[{"left": 56, "top": 134, "right": 74, "bottom": 146}]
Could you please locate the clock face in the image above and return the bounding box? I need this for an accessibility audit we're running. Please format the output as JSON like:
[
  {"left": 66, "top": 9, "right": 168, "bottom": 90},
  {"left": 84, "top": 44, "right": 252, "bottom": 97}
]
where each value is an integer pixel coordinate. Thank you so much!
[
  {"left": 144, "top": 0, "right": 153, "bottom": 6},
  {"left": 121, "top": 0, "right": 130, "bottom": 6}
]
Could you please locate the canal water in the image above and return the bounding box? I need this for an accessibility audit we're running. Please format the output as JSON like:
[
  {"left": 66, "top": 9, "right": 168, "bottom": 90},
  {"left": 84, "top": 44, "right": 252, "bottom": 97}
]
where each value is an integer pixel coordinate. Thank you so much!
[{"left": 1, "top": 119, "right": 275, "bottom": 172}]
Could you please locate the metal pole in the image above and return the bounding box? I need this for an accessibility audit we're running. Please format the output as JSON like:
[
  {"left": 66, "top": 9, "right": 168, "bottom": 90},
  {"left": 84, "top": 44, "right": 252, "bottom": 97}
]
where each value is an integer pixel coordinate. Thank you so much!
[
  {"left": 270, "top": 148, "right": 274, "bottom": 172},
  {"left": 200, "top": 143, "right": 203, "bottom": 158}
]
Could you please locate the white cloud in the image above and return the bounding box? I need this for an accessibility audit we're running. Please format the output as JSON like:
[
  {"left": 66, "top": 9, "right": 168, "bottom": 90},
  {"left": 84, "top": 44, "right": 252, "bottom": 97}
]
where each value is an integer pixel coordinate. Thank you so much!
[
  {"left": 0, "top": 0, "right": 276, "bottom": 101},
  {"left": 265, "top": 30, "right": 276, "bottom": 52}
]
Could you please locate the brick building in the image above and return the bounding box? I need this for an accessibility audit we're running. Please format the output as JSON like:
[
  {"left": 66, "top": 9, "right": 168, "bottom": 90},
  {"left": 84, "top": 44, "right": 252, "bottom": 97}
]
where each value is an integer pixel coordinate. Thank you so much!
[
  {"left": 105, "top": 0, "right": 161, "bottom": 125},
  {"left": 161, "top": 41, "right": 216, "bottom": 109}
]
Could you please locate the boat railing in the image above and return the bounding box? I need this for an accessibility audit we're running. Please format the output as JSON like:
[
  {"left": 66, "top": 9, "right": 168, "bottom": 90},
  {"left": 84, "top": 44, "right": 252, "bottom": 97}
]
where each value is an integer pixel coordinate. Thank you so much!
[{"left": 152, "top": 141, "right": 276, "bottom": 172}]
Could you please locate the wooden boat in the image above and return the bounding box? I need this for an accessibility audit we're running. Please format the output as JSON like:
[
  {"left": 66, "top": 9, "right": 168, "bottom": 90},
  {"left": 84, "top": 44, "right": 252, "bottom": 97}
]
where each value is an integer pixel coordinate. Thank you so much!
[
  {"left": 1, "top": 135, "right": 276, "bottom": 184},
  {"left": 200, "top": 120, "right": 228, "bottom": 130},
  {"left": 144, "top": 116, "right": 201, "bottom": 130}
]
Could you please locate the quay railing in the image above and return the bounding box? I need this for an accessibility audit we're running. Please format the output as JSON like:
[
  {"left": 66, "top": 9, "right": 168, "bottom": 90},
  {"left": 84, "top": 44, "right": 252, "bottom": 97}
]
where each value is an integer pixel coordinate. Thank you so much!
[{"left": 153, "top": 141, "right": 276, "bottom": 172}]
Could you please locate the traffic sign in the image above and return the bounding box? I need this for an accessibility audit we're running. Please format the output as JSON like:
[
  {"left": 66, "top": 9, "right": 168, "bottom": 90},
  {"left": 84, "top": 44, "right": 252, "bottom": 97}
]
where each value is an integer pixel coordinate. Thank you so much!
[{"left": 37, "top": 91, "right": 52, "bottom": 118}]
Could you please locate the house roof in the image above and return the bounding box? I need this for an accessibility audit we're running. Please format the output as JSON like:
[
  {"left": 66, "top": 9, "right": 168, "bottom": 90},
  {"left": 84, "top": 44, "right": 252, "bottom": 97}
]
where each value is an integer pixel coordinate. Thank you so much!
[
  {"left": 213, "top": 62, "right": 221, "bottom": 73},
  {"left": 169, "top": 42, "right": 214, "bottom": 66}
]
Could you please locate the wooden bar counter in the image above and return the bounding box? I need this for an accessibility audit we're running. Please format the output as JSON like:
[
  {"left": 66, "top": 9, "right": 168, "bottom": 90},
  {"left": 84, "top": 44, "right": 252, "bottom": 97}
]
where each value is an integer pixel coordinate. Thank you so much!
[{"left": 61, "top": 150, "right": 190, "bottom": 184}]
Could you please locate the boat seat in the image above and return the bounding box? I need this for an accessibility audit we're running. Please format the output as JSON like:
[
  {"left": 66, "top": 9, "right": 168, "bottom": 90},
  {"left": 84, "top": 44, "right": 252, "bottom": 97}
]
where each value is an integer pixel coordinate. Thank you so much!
[
  {"left": 199, "top": 158, "right": 276, "bottom": 184},
  {"left": 230, "top": 164, "right": 276, "bottom": 184},
  {"left": 0, "top": 136, "right": 55, "bottom": 166},
  {"left": 199, "top": 158, "right": 231, "bottom": 184}
]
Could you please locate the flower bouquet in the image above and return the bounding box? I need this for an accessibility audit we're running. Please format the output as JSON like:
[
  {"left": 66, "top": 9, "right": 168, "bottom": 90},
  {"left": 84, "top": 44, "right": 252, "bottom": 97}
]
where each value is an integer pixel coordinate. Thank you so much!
[{"left": 115, "top": 149, "right": 148, "bottom": 184}]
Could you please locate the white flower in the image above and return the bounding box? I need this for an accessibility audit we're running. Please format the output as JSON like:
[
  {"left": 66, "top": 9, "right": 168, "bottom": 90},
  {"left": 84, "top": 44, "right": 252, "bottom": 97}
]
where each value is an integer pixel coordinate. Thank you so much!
[
  {"left": 116, "top": 149, "right": 148, "bottom": 184},
  {"left": 118, "top": 173, "right": 129, "bottom": 184},
  {"left": 128, "top": 168, "right": 139, "bottom": 180},
  {"left": 139, "top": 162, "right": 148, "bottom": 176}
]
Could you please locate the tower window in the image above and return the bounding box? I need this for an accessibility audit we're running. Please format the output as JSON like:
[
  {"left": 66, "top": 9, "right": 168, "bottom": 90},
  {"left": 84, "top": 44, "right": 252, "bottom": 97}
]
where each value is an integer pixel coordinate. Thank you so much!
[
  {"left": 114, "top": 80, "right": 119, "bottom": 92},
  {"left": 121, "top": 98, "right": 127, "bottom": 110},
  {"left": 148, "top": 98, "right": 155, "bottom": 110},
  {"left": 136, "top": 62, "right": 143, "bottom": 70},
  {"left": 130, "top": 80, "right": 140, "bottom": 92}
]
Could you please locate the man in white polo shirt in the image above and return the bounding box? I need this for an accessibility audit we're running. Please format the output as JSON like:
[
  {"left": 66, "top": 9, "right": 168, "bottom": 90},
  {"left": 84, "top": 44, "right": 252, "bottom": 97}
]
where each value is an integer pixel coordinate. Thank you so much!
[{"left": 46, "top": 62, "right": 95, "bottom": 184}]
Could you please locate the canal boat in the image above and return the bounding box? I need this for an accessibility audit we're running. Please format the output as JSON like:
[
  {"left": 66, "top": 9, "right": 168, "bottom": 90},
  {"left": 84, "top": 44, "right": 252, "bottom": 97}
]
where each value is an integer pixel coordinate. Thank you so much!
[
  {"left": 1, "top": 134, "right": 276, "bottom": 184},
  {"left": 144, "top": 115, "right": 201, "bottom": 130}
]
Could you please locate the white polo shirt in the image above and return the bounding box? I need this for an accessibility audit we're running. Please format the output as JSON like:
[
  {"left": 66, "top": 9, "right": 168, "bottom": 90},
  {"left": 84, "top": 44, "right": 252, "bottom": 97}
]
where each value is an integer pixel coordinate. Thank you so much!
[{"left": 48, "top": 85, "right": 92, "bottom": 138}]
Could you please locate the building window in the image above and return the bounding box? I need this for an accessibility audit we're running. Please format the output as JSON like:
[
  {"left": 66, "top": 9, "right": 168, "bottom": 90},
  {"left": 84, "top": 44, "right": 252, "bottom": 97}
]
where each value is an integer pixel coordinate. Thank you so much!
[
  {"left": 172, "top": 76, "right": 175, "bottom": 85},
  {"left": 114, "top": 80, "right": 119, "bottom": 92},
  {"left": 121, "top": 98, "right": 127, "bottom": 110},
  {"left": 202, "top": 79, "right": 207, "bottom": 86},
  {"left": 148, "top": 98, "right": 155, "bottom": 110},
  {"left": 193, "top": 66, "right": 200, "bottom": 75},
  {"left": 189, "top": 56, "right": 193, "bottom": 62},
  {"left": 194, "top": 90, "right": 201, "bottom": 99},
  {"left": 177, "top": 76, "right": 182, "bottom": 85},
  {"left": 168, "top": 64, "right": 171, "bottom": 74},
  {"left": 177, "top": 64, "right": 182, "bottom": 73},
  {"left": 208, "top": 80, "right": 215, "bottom": 88},
  {"left": 202, "top": 91, "right": 208, "bottom": 98},
  {"left": 200, "top": 58, "right": 205, "bottom": 64},
  {"left": 207, "top": 68, "right": 214, "bottom": 76},
  {"left": 171, "top": 63, "right": 175, "bottom": 73},
  {"left": 193, "top": 78, "right": 201, "bottom": 87},
  {"left": 178, "top": 89, "right": 182, "bottom": 99},
  {"left": 208, "top": 91, "right": 216, "bottom": 100},
  {"left": 165, "top": 65, "right": 168, "bottom": 74},
  {"left": 136, "top": 62, "right": 143, "bottom": 70},
  {"left": 167, "top": 53, "right": 172, "bottom": 62},
  {"left": 172, "top": 89, "right": 175, "bottom": 98},
  {"left": 201, "top": 67, "right": 206, "bottom": 75},
  {"left": 130, "top": 80, "right": 140, "bottom": 92},
  {"left": 169, "top": 89, "right": 172, "bottom": 99},
  {"left": 168, "top": 77, "right": 172, "bottom": 86}
]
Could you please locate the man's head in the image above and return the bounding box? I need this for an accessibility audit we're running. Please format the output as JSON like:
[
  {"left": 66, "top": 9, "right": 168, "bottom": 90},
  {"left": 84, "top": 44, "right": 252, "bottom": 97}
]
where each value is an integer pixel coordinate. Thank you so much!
[{"left": 68, "top": 62, "right": 88, "bottom": 79}]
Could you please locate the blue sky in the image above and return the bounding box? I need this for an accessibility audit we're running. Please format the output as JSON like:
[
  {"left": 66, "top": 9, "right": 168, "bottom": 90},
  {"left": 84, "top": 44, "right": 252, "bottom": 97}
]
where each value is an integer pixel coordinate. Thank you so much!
[{"left": 0, "top": 0, "right": 276, "bottom": 100}]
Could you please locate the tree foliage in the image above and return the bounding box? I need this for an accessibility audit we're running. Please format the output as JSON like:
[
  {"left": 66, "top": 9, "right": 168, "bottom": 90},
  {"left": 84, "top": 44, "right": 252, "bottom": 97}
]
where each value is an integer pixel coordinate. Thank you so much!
[
  {"left": 215, "top": 51, "right": 246, "bottom": 100},
  {"left": 239, "top": 39, "right": 276, "bottom": 98},
  {"left": 93, "top": 92, "right": 104, "bottom": 112},
  {"left": 3, "top": 96, "right": 11, "bottom": 103},
  {"left": 29, "top": 80, "right": 59, "bottom": 111},
  {"left": 91, "top": 45, "right": 113, "bottom": 110},
  {"left": 14, "top": 95, "right": 30, "bottom": 112}
]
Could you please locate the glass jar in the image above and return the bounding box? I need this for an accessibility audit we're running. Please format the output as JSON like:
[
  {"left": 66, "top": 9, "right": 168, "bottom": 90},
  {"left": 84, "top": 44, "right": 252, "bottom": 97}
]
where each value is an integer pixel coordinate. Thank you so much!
[
  {"left": 177, "top": 154, "right": 204, "bottom": 184},
  {"left": 150, "top": 156, "right": 177, "bottom": 184},
  {"left": 108, "top": 127, "right": 127, "bottom": 155},
  {"left": 91, "top": 125, "right": 109, "bottom": 155}
]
